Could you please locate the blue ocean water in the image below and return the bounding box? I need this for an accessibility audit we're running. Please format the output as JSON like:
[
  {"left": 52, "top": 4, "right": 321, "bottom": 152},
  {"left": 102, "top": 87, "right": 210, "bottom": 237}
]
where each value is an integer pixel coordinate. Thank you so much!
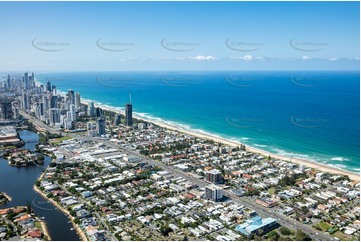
[{"left": 37, "top": 71, "right": 360, "bottom": 173}]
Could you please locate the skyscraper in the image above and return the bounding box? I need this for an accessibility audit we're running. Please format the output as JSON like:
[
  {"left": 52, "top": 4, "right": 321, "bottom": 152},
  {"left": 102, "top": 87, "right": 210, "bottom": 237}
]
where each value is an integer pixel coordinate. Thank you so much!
[
  {"left": 6, "top": 74, "right": 11, "bottom": 89},
  {"left": 87, "top": 101, "right": 95, "bottom": 117},
  {"left": 30, "top": 72, "right": 35, "bottom": 88},
  {"left": 69, "top": 104, "right": 76, "bottom": 121},
  {"left": 125, "top": 103, "right": 132, "bottom": 126},
  {"left": 50, "top": 95, "right": 58, "bottom": 109},
  {"left": 75, "top": 92, "right": 81, "bottom": 109},
  {"left": 46, "top": 81, "right": 52, "bottom": 92},
  {"left": 114, "top": 113, "right": 121, "bottom": 126},
  {"left": 95, "top": 107, "right": 102, "bottom": 117},
  {"left": 52, "top": 85, "right": 57, "bottom": 94},
  {"left": 68, "top": 89, "right": 75, "bottom": 105},
  {"left": 24, "top": 72, "right": 29, "bottom": 89},
  {"left": 96, "top": 117, "right": 106, "bottom": 136},
  {"left": 21, "top": 91, "right": 30, "bottom": 110},
  {"left": 49, "top": 108, "right": 61, "bottom": 125},
  {"left": 42, "top": 96, "right": 49, "bottom": 117},
  {"left": 0, "top": 98, "right": 13, "bottom": 120}
]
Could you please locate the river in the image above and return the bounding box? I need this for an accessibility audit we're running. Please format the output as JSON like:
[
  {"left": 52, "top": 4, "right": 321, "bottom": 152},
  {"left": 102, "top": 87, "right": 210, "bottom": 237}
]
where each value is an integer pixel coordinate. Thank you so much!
[{"left": 0, "top": 130, "right": 80, "bottom": 241}]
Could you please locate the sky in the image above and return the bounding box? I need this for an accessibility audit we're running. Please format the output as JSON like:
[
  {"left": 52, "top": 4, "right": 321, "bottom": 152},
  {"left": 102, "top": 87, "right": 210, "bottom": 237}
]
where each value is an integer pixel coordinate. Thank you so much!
[{"left": 0, "top": 1, "right": 359, "bottom": 72}]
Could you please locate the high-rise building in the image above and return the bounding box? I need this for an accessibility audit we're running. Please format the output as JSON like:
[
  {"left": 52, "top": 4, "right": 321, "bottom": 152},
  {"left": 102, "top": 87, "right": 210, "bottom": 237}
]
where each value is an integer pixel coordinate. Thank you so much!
[
  {"left": 46, "top": 81, "right": 52, "bottom": 92},
  {"left": 21, "top": 92, "right": 29, "bottom": 110},
  {"left": 30, "top": 72, "right": 35, "bottom": 88},
  {"left": 75, "top": 92, "right": 81, "bottom": 109},
  {"left": 87, "top": 101, "right": 95, "bottom": 117},
  {"left": 0, "top": 99, "right": 13, "bottom": 120},
  {"left": 42, "top": 96, "right": 49, "bottom": 116},
  {"left": 96, "top": 117, "right": 106, "bottom": 136},
  {"left": 52, "top": 85, "right": 57, "bottom": 94},
  {"left": 69, "top": 104, "right": 76, "bottom": 121},
  {"left": 205, "top": 185, "right": 223, "bottom": 201},
  {"left": 95, "top": 107, "right": 102, "bottom": 117},
  {"left": 205, "top": 169, "right": 223, "bottom": 184},
  {"left": 125, "top": 103, "right": 132, "bottom": 126},
  {"left": 50, "top": 95, "right": 58, "bottom": 109},
  {"left": 39, "top": 102, "right": 44, "bottom": 116},
  {"left": 24, "top": 72, "right": 29, "bottom": 89},
  {"left": 68, "top": 89, "right": 75, "bottom": 105},
  {"left": 114, "top": 113, "right": 121, "bottom": 126},
  {"left": 35, "top": 103, "right": 41, "bottom": 119},
  {"left": 49, "top": 108, "right": 61, "bottom": 125},
  {"left": 6, "top": 75, "right": 11, "bottom": 89}
]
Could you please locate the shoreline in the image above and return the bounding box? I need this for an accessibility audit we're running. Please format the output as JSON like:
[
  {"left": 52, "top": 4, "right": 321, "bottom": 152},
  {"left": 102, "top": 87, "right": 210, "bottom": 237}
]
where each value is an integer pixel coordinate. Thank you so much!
[
  {"left": 39, "top": 220, "right": 51, "bottom": 241},
  {"left": 33, "top": 173, "right": 87, "bottom": 241},
  {"left": 81, "top": 100, "right": 359, "bottom": 182}
]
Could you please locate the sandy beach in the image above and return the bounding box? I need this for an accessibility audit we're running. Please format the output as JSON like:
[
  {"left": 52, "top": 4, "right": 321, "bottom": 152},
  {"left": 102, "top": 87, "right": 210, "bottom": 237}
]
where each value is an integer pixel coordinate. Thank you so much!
[
  {"left": 39, "top": 220, "right": 51, "bottom": 241},
  {"left": 147, "top": 119, "right": 360, "bottom": 181},
  {"left": 33, "top": 181, "right": 87, "bottom": 241},
  {"left": 83, "top": 100, "right": 359, "bottom": 182}
]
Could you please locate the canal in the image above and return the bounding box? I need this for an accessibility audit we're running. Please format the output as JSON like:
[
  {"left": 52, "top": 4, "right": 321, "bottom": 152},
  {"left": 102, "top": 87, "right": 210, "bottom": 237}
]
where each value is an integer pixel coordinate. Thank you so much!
[{"left": 0, "top": 130, "right": 80, "bottom": 241}]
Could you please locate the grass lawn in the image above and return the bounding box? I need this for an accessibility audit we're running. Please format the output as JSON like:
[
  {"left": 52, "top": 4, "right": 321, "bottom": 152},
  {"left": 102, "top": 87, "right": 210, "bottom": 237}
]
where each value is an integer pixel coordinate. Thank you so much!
[
  {"left": 318, "top": 221, "right": 332, "bottom": 231},
  {"left": 49, "top": 136, "right": 72, "bottom": 144},
  {"left": 268, "top": 188, "right": 276, "bottom": 195},
  {"left": 35, "top": 221, "right": 42, "bottom": 230}
]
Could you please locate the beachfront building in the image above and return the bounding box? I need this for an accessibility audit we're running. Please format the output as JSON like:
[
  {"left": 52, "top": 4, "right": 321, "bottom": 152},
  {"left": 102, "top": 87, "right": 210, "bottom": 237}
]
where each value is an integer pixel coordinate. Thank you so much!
[
  {"left": 88, "top": 101, "right": 95, "bottom": 117},
  {"left": 125, "top": 103, "right": 132, "bottom": 127},
  {"left": 235, "top": 216, "right": 279, "bottom": 236}
]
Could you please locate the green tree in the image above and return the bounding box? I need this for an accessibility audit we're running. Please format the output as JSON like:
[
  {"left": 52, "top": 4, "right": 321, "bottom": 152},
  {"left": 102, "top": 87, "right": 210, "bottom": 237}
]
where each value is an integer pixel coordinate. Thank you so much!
[
  {"left": 279, "top": 227, "right": 292, "bottom": 236},
  {"left": 295, "top": 230, "right": 311, "bottom": 241}
]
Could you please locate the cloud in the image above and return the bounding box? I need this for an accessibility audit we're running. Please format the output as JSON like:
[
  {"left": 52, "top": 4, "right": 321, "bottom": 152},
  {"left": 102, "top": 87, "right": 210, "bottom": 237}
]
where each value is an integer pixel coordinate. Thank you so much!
[
  {"left": 243, "top": 55, "right": 253, "bottom": 61},
  {"left": 188, "top": 55, "right": 217, "bottom": 61},
  {"left": 329, "top": 57, "right": 337, "bottom": 61},
  {"left": 302, "top": 56, "right": 311, "bottom": 60},
  {"left": 230, "top": 55, "right": 254, "bottom": 61}
]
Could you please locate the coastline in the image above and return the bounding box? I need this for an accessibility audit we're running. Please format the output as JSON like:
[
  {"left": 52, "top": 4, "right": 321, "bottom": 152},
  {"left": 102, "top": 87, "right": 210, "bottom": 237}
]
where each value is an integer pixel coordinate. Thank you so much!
[
  {"left": 81, "top": 100, "right": 360, "bottom": 182},
  {"left": 141, "top": 117, "right": 360, "bottom": 181},
  {"left": 33, "top": 173, "right": 87, "bottom": 241}
]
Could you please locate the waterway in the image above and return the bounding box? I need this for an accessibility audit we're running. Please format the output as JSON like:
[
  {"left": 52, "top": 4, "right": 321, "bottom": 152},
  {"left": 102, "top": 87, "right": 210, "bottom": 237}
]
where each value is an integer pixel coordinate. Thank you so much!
[{"left": 0, "top": 130, "right": 80, "bottom": 241}]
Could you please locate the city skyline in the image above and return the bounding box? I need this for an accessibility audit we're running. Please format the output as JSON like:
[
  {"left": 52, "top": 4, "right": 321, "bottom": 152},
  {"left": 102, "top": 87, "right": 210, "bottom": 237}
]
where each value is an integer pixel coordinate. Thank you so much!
[{"left": 0, "top": 1, "right": 359, "bottom": 72}]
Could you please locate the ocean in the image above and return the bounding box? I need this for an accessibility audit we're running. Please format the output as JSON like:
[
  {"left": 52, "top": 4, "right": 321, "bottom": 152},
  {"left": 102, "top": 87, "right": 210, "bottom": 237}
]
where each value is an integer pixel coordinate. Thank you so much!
[{"left": 36, "top": 71, "right": 360, "bottom": 173}]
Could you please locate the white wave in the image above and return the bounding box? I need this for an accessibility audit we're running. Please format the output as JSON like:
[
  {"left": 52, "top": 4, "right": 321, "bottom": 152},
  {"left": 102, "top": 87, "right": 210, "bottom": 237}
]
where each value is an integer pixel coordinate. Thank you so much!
[
  {"left": 331, "top": 157, "right": 349, "bottom": 162},
  {"left": 271, "top": 148, "right": 318, "bottom": 162},
  {"left": 254, "top": 144, "right": 267, "bottom": 148},
  {"left": 329, "top": 164, "right": 347, "bottom": 169}
]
